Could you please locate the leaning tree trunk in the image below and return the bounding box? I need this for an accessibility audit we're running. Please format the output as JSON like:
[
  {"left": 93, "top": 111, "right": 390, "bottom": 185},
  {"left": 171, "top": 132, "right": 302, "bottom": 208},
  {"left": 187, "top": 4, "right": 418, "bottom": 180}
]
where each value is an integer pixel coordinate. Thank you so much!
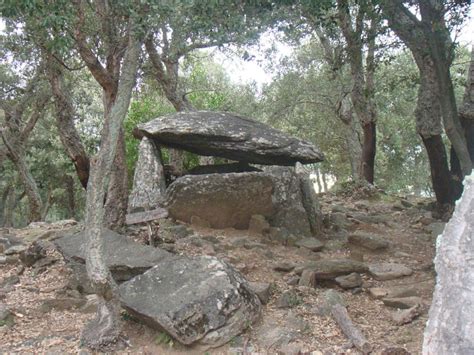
[
  {"left": 0, "top": 133, "right": 43, "bottom": 222},
  {"left": 423, "top": 171, "right": 474, "bottom": 354},
  {"left": 416, "top": 63, "right": 454, "bottom": 206},
  {"left": 47, "top": 58, "right": 90, "bottom": 189},
  {"left": 80, "top": 31, "right": 140, "bottom": 350}
]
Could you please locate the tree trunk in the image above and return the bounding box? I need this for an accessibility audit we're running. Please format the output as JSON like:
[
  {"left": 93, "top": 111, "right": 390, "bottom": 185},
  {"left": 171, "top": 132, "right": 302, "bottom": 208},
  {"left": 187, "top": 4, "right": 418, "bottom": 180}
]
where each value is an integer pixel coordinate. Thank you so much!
[
  {"left": 452, "top": 47, "right": 474, "bottom": 199},
  {"left": 1, "top": 186, "right": 12, "bottom": 227},
  {"left": 418, "top": 1, "right": 472, "bottom": 177},
  {"left": 337, "top": 0, "right": 377, "bottom": 184},
  {"left": 0, "top": 132, "right": 43, "bottom": 222},
  {"left": 423, "top": 171, "right": 474, "bottom": 354},
  {"left": 338, "top": 97, "right": 363, "bottom": 182},
  {"left": 3, "top": 188, "right": 15, "bottom": 228},
  {"left": 47, "top": 57, "right": 90, "bottom": 189},
  {"left": 421, "top": 135, "right": 452, "bottom": 206},
  {"left": 103, "top": 130, "right": 128, "bottom": 230},
  {"left": 65, "top": 175, "right": 76, "bottom": 219},
  {"left": 360, "top": 121, "right": 376, "bottom": 184},
  {"left": 81, "top": 29, "right": 141, "bottom": 350}
]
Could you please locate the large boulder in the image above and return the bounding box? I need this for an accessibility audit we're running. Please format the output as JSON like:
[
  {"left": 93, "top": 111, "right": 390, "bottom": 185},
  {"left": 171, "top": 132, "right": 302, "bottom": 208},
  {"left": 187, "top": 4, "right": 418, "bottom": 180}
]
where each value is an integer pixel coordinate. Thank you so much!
[
  {"left": 164, "top": 172, "right": 275, "bottom": 229},
  {"left": 164, "top": 168, "right": 320, "bottom": 237},
  {"left": 133, "top": 111, "right": 324, "bottom": 165},
  {"left": 55, "top": 229, "right": 171, "bottom": 292},
  {"left": 128, "top": 137, "right": 167, "bottom": 212},
  {"left": 119, "top": 255, "right": 261, "bottom": 347}
]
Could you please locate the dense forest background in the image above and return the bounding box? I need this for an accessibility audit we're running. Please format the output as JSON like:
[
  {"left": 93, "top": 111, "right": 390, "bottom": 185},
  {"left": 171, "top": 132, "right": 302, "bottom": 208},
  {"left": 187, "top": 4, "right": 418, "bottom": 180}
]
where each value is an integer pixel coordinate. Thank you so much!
[{"left": 0, "top": 1, "right": 472, "bottom": 227}]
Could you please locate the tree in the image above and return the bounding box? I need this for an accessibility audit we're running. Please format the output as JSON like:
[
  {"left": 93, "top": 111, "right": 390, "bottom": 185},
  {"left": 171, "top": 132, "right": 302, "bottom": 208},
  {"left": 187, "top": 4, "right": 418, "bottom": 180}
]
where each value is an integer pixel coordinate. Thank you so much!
[
  {"left": 0, "top": 61, "right": 50, "bottom": 222},
  {"left": 381, "top": 0, "right": 473, "bottom": 207}
]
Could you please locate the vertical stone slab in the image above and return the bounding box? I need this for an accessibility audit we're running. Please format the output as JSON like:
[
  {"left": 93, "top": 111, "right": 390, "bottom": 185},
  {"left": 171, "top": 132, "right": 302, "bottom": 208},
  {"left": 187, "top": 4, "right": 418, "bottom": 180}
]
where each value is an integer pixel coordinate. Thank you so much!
[
  {"left": 296, "top": 162, "right": 323, "bottom": 236},
  {"left": 128, "top": 137, "right": 167, "bottom": 212},
  {"left": 423, "top": 172, "right": 474, "bottom": 354}
]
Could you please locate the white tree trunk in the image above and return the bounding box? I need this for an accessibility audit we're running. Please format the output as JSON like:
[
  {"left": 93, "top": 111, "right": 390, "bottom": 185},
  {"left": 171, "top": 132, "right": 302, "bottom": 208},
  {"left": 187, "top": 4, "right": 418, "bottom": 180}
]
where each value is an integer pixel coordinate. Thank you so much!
[{"left": 423, "top": 171, "right": 474, "bottom": 354}]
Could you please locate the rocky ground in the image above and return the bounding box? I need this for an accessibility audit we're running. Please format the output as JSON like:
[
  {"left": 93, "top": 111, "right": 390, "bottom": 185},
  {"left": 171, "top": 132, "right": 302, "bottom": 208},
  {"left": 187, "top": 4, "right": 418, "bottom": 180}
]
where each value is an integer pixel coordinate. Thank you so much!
[{"left": 0, "top": 190, "right": 444, "bottom": 354}]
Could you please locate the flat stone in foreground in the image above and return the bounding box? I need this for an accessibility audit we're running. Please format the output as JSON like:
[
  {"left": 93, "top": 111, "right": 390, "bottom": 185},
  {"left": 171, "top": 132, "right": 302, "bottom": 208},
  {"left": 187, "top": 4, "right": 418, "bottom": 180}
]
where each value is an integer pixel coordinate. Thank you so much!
[{"left": 119, "top": 256, "right": 261, "bottom": 347}]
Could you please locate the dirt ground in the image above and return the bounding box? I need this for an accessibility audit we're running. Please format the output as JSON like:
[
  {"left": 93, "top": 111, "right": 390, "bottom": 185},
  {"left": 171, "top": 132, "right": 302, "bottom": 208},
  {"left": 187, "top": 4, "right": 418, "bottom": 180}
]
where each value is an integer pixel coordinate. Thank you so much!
[{"left": 0, "top": 191, "right": 440, "bottom": 354}]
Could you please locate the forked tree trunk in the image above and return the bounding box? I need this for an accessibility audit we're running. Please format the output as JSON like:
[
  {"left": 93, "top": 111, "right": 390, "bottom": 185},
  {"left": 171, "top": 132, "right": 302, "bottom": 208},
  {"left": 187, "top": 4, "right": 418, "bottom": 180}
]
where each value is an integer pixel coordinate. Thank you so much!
[
  {"left": 423, "top": 171, "right": 474, "bottom": 354},
  {"left": 80, "top": 30, "right": 141, "bottom": 350}
]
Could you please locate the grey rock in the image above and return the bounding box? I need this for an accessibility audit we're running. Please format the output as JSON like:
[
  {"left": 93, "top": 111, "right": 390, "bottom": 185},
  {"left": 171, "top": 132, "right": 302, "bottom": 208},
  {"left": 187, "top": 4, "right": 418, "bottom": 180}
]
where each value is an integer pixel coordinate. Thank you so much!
[
  {"left": 255, "top": 316, "right": 301, "bottom": 350},
  {"left": 248, "top": 215, "right": 270, "bottom": 234},
  {"left": 299, "top": 259, "right": 368, "bottom": 280},
  {"left": 273, "top": 262, "right": 295, "bottom": 272},
  {"left": 19, "top": 241, "right": 49, "bottom": 267},
  {"left": 55, "top": 229, "right": 172, "bottom": 290},
  {"left": 429, "top": 222, "right": 446, "bottom": 240},
  {"left": 0, "top": 255, "right": 6, "bottom": 265},
  {"left": 133, "top": 111, "right": 323, "bottom": 165},
  {"left": 128, "top": 137, "right": 167, "bottom": 213},
  {"left": 295, "top": 238, "right": 324, "bottom": 252},
  {"left": 266, "top": 167, "right": 313, "bottom": 238},
  {"left": 330, "top": 212, "right": 350, "bottom": 231},
  {"left": 248, "top": 282, "right": 272, "bottom": 304},
  {"left": 351, "top": 213, "right": 390, "bottom": 225},
  {"left": 348, "top": 231, "right": 389, "bottom": 250},
  {"left": 39, "top": 297, "right": 86, "bottom": 313},
  {"left": 369, "top": 263, "right": 413, "bottom": 281},
  {"left": 0, "top": 275, "right": 20, "bottom": 289},
  {"left": 382, "top": 297, "right": 422, "bottom": 309},
  {"left": 296, "top": 163, "right": 323, "bottom": 236},
  {"left": 5, "top": 244, "right": 27, "bottom": 255},
  {"left": 391, "top": 305, "right": 421, "bottom": 325},
  {"left": 119, "top": 255, "right": 261, "bottom": 347},
  {"left": 165, "top": 173, "right": 275, "bottom": 229},
  {"left": 298, "top": 270, "right": 316, "bottom": 287},
  {"left": 0, "top": 303, "right": 14, "bottom": 327},
  {"left": 335, "top": 273, "right": 362, "bottom": 289},
  {"left": 318, "top": 289, "right": 346, "bottom": 316},
  {"left": 165, "top": 168, "right": 316, "bottom": 238},
  {"left": 190, "top": 215, "right": 211, "bottom": 228},
  {"left": 275, "top": 290, "right": 302, "bottom": 308}
]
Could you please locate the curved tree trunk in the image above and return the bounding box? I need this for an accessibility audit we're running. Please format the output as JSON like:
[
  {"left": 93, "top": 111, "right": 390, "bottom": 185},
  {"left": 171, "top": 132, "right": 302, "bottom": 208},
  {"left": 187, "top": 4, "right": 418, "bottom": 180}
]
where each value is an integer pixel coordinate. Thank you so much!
[
  {"left": 423, "top": 172, "right": 474, "bottom": 354},
  {"left": 80, "top": 27, "right": 141, "bottom": 350},
  {"left": 47, "top": 57, "right": 90, "bottom": 189}
]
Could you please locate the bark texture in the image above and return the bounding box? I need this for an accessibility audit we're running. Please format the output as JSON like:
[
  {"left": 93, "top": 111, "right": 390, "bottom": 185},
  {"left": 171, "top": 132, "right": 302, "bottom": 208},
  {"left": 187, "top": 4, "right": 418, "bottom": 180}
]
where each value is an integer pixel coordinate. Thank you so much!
[
  {"left": 337, "top": 0, "right": 378, "bottom": 184},
  {"left": 46, "top": 57, "right": 90, "bottom": 189},
  {"left": 73, "top": 3, "right": 142, "bottom": 347},
  {"left": 423, "top": 172, "right": 474, "bottom": 354}
]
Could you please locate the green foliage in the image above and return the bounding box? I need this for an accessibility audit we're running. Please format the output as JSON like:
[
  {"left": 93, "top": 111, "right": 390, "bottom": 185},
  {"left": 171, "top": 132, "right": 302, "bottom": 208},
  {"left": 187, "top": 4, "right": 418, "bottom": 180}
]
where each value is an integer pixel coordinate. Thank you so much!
[{"left": 155, "top": 331, "right": 174, "bottom": 347}]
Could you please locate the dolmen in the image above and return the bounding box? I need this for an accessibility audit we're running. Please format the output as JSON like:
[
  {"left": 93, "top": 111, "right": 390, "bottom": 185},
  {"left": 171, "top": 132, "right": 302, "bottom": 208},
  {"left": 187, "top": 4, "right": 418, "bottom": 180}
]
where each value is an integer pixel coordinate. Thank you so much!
[
  {"left": 129, "top": 111, "right": 324, "bottom": 239},
  {"left": 55, "top": 111, "right": 324, "bottom": 349}
]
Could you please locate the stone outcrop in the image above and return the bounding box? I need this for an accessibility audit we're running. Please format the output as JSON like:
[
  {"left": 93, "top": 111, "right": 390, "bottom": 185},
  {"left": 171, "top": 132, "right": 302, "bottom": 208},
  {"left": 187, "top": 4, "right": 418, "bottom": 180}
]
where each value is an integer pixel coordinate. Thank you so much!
[
  {"left": 133, "top": 111, "right": 324, "bottom": 165},
  {"left": 128, "top": 137, "right": 167, "bottom": 212},
  {"left": 119, "top": 255, "right": 261, "bottom": 347}
]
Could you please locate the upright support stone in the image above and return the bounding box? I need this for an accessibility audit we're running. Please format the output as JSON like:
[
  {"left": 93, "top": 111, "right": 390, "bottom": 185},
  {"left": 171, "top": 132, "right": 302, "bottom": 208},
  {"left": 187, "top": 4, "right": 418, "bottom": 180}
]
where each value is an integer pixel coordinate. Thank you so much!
[
  {"left": 296, "top": 162, "right": 323, "bottom": 236},
  {"left": 423, "top": 172, "right": 474, "bottom": 354},
  {"left": 128, "top": 137, "right": 167, "bottom": 212}
]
